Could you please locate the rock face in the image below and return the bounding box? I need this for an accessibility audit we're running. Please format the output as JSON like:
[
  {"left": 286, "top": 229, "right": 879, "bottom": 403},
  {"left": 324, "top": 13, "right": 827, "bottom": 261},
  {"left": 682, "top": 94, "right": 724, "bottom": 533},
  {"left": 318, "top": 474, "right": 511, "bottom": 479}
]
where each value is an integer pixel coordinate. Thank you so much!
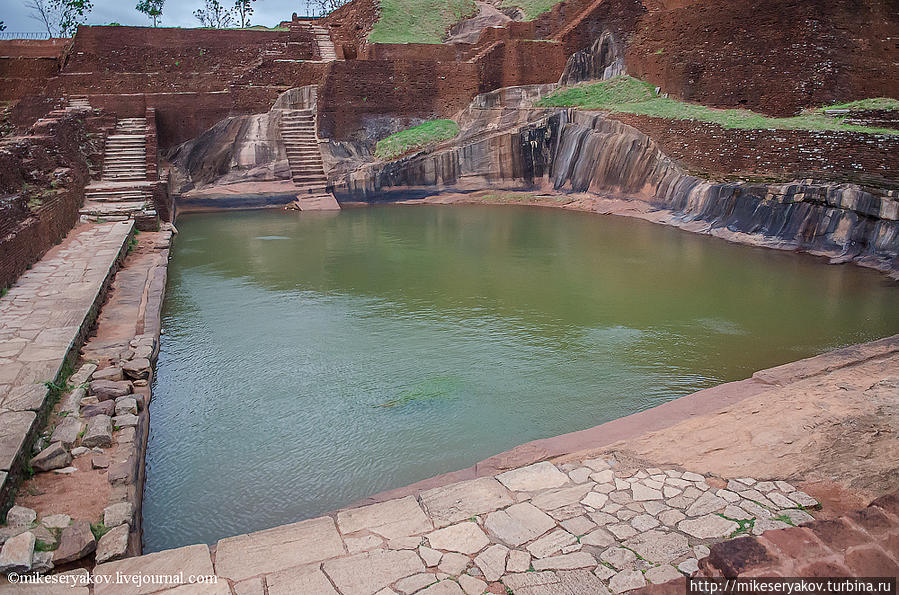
[
  {"left": 558, "top": 31, "right": 624, "bottom": 86},
  {"left": 331, "top": 98, "right": 899, "bottom": 277}
]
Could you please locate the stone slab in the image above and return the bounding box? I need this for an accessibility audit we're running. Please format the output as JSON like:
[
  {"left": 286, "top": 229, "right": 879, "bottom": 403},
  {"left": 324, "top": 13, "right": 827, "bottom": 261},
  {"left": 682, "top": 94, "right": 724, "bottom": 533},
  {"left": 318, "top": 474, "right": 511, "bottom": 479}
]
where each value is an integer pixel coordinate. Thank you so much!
[
  {"left": 322, "top": 548, "right": 424, "bottom": 595},
  {"left": 420, "top": 477, "right": 513, "bottom": 528},
  {"left": 94, "top": 544, "right": 214, "bottom": 595},
  {"left": 427, "top": 521, "right": 489, "bottom": 554},
  {"left": 496, "top": 462, "right": 570, "bottom": 492},
  {"left": 484, "top": 502, "right": 556, "bottom": 547},
  {"left": 337, "top": 495, "right": 432, "bottom": 539},
  {"left": 266, "top": 563, "right": 340, "bottom": 595},
  {"left": 0, "top": 412, "right": 36, "bottom": 471},
  {"left": 215, "top": 516, "right": 344, "bottom": 581}
]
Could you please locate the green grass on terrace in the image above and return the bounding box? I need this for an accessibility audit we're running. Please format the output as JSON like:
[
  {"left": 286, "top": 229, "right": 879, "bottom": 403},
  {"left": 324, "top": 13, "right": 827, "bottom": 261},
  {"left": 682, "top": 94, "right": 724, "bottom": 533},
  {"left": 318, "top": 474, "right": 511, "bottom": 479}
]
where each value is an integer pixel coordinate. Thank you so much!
[
  {"left": 375, "top": 119, "right": 460, "bottom": 160},
  {"left": 369, "top": 0, "right": 477, "bottom": 43},
  {"left": 500, "top": 0, "right": 564, "bottom": 20},
  {"left": 818, "top": 98, "right": 899, "bottom": 112},
  {"left": 536, "top": 76, "right": 899, "bottom": 135}
]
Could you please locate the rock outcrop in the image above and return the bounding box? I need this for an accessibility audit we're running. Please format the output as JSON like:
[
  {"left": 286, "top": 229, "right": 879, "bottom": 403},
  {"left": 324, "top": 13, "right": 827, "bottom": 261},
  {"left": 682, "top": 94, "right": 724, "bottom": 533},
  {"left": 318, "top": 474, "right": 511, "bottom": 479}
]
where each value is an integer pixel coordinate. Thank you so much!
[
  {"left": 329, "top": 96, "right": 898, "bottom": 277},
  {"left": 558, "top": 31, "right": 624, "bottom": 86}
]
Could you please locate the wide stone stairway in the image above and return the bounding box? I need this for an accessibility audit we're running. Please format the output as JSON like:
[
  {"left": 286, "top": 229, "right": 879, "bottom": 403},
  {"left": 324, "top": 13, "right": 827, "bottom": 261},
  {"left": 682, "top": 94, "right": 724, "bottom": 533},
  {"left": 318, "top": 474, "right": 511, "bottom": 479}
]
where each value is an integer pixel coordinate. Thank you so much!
[
  {"left": 80, "top": 117, "right": 158, "bottom": 228},
  {"left": 281, "top": 108, "right": 339, "bottom": 210}
]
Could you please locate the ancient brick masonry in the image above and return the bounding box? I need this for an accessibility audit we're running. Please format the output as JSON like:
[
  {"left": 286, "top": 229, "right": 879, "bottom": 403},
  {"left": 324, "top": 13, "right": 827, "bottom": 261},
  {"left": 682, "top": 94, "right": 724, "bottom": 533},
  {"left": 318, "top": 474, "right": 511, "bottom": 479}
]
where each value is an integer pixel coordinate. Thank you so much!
[{"left": 0, "top": 111, "right": 107, "bottom": 289}]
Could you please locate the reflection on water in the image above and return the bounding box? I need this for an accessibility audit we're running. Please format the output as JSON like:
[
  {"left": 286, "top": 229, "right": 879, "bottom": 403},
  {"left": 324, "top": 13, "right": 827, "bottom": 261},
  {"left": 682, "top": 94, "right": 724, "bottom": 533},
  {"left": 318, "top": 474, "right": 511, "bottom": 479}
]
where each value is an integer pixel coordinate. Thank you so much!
[{"left": 143, "top": 205, "right": 899, "bottom": 551}]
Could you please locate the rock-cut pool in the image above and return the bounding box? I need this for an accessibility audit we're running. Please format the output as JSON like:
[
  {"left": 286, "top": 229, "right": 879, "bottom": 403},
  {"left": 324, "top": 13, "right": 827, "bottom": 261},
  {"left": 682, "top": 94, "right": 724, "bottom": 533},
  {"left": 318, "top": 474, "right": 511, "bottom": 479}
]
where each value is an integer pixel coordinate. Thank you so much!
[{"left": 143, "top": 205, "right": 899, "bottom": 551}]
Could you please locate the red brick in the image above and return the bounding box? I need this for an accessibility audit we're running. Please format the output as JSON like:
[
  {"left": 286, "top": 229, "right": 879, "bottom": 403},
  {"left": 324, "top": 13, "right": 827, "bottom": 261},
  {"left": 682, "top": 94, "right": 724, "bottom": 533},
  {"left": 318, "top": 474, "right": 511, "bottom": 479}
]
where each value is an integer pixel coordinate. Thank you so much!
[
  {"left": 846, "top": 507, "right": 895, "bottom": 539},
  {"left": 844, "top": 546, "right": 899, "bottom": 577},
  {"left": 797, "top": 560, "right": 853, "bottom": 577},
  {"left": 705, "top": 536, "right": 781, "bottom": 577},
  {"left": 808, "top": 518, "right": 872, "bottom": 551},
  {"left": 761, "top": 527, "right": 833, "bottom": 560}
]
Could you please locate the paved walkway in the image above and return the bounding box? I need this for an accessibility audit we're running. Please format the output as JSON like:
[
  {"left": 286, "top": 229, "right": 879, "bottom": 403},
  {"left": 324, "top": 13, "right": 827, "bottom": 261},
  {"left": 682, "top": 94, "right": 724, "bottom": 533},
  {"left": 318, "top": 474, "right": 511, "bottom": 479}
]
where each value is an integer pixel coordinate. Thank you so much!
[
  {"left": 77, "top": 458, "right": 817, "bottom": 595},
  {"left": 0, "top": 222, "right": 133, "bottom": 497}
]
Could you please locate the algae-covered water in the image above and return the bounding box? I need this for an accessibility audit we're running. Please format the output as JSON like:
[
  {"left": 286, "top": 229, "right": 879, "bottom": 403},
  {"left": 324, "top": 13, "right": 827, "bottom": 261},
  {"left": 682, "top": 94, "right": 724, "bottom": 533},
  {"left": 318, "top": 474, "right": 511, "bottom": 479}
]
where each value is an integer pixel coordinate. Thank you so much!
[{"left": 143, "top": 205, "right": 899, "bottom": 551}]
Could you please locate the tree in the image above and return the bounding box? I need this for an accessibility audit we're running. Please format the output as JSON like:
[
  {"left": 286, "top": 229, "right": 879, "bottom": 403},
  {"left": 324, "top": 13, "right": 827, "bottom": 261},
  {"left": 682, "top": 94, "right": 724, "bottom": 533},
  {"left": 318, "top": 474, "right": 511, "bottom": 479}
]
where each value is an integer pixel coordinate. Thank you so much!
[
  {"left": 310, "top": 0, "right": 349, "bottom": 17},
  {"left": 25, "top": 0, "right": 93, "bottom": 37},
  {"left": 193, "top": 0, "right": 233, "bottom": 28},
  {"left": 26, "top": 0, "right": 55, "bottom": 36},
  {"left": 136, "top": 0, "right": 164, "bottom": 26},
  {"left": 0, "top": 20, "right": 5, "bottom": 32},
  {"left": 232, "top": 0, "right": 255, "bottom": 28}
]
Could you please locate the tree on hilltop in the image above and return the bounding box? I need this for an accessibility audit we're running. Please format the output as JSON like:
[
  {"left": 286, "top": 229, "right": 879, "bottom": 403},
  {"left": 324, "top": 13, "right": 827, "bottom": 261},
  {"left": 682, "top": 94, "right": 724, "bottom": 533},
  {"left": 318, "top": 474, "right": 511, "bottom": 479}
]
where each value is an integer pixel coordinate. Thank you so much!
[
  {"left": 311, "top": 0, "right": 350, "bottom": 17},
  {"left": 136, "top": 0, "right": 165, "bottom": 26},
  {"left": 24, "top": 0, "right": 93, "bottom": 37},
  {"left": 0, "top": 20, "right": 6, "bottom": 32},
  {"left": 233, "top": 0, "right": 256, "bottom": 28},
  {"left": 194, "top": 0, "right": 233, "bottom": 28}
]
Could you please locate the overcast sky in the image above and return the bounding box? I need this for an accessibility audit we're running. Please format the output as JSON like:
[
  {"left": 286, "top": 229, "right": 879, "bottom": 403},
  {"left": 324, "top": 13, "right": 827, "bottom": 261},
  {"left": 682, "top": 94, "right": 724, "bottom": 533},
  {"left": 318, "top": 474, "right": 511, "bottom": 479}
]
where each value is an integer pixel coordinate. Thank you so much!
[{"left": 2, "top": 0, "right": 316, "bottom": 32}]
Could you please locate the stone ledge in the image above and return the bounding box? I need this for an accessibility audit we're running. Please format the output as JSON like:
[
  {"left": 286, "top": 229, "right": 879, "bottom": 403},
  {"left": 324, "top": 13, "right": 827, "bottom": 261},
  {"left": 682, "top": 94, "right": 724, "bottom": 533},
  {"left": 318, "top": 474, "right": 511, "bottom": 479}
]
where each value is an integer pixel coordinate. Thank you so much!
[{"left": 0, "top": 221, "right": 134, "bottom": 516}]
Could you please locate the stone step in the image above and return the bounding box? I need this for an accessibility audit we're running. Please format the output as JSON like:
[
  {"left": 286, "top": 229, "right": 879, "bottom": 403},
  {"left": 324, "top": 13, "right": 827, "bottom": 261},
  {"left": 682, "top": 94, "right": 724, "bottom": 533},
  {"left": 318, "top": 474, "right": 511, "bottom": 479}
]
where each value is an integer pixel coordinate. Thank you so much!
[{"left": 80, "top": 200, "right": 149, "bottom": 215}]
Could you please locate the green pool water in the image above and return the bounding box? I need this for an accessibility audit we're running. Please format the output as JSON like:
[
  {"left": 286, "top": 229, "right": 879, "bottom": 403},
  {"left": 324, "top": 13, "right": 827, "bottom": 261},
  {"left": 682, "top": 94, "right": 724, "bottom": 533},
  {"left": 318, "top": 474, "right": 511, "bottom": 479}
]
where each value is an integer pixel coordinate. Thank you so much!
[{"left": 143, "top": 205, "right": 899, "bottom": 551}]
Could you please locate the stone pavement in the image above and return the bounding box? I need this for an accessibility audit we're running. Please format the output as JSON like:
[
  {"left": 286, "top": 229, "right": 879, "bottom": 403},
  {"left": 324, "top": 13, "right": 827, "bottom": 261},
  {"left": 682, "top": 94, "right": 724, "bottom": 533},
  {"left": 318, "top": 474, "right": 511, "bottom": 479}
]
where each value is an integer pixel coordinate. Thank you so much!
[
  {"left": 0, "top": 222, "right": 133, "bottom": 504},
  {"left": 8, "top": 457, "right": 822, "bottom": 595}
]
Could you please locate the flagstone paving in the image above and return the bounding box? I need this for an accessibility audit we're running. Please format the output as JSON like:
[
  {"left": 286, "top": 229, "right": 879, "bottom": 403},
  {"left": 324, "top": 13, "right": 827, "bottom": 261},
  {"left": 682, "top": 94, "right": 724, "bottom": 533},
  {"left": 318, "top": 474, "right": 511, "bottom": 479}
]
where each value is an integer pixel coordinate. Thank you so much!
[
  {"left": 0, "top": 222, "right": 133, "bottom": 499},
  {"left": 31, "top": 457, "right": 818, "bottom": 595}
]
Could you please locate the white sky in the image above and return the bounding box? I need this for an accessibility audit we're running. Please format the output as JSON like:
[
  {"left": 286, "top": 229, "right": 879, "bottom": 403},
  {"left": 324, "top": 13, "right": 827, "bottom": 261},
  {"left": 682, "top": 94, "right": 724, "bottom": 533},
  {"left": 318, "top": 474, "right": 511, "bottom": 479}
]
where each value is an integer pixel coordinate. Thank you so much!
[{"left": 2, "top": 0, "right": 317, "bottom": 32}]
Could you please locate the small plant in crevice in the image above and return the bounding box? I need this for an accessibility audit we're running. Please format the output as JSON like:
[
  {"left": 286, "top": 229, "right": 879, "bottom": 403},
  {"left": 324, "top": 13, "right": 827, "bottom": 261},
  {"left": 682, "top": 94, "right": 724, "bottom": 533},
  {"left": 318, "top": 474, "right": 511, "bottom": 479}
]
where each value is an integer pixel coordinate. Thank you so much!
[
  {"left": 774, "top": 513, "right": 796, "bottom": 526},
  {"left": 90, "top": 521, "right": 111, "bottom": 540}
]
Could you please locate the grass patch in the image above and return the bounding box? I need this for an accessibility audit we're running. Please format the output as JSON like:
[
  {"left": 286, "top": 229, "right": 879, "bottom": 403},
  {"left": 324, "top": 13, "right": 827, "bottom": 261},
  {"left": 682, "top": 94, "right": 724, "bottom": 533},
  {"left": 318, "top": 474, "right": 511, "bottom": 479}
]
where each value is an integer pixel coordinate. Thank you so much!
[
  {"left": 774, "top": 514, "right": 796, "bottom": 527},
  {"left": 374, "top": 119, "right": 460, "bottom": 160},
  {"left": 537, "top": 76, "right": 899, "bottom": 135},
  {"left": 34, "top": 541, "right": 58, "bottom": 552},
  {"left": 819, "top": 98, "right": 899, "bottom": 112},
  {"left": 717, "top": 512, "right": 755, "bottom": 538},
  {"left": 90, "top": 521, "right": 111, "bottom": 540},
  {"left": 369, "top": 0, "right": 476, "bottom": 43},
  {"left": 500, "top": 0, "right": 563, "bottom": 19}
]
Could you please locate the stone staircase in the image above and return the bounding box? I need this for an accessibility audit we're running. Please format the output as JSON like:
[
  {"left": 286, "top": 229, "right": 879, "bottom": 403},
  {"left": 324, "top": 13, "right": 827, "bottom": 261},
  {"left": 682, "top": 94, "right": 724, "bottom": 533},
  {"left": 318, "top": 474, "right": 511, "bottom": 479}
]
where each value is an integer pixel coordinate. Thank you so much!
[
  {"left": 280, "top": 109, "right": 339, "bottom": 210},
  {"left": 102, "top": 118, "right": 147, "bottom": 182},
  {"left": 66, "top": 96, "right": 92, "bottom": 112},
  {"left": 80, "top": 117, "right": 158, "bottom": 228},
  {"left": 290, "top": 20, "right": 337, "bottom": 61},
  {"left": 311, "top": 24, "right": 337, "bottom": 61}
]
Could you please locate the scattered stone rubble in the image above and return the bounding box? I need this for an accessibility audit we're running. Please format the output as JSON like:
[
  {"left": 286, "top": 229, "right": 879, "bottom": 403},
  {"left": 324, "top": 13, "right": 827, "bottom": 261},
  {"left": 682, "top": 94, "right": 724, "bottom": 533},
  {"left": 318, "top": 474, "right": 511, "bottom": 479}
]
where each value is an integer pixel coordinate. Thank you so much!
[{"left": 0, "top": 334, "right": 156, "bottom": 574}]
